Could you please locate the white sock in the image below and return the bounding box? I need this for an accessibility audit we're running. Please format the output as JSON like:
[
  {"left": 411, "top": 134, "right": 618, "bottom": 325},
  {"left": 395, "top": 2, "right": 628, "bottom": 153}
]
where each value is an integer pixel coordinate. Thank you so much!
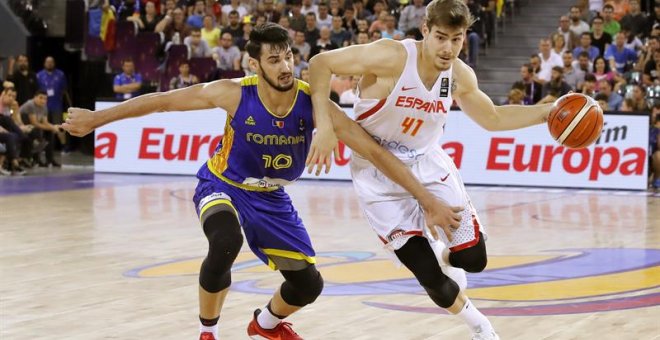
[
  {"left": 199, "top": 323, "right": 218, "bottom": 339},
  {"left": 456, "top": 298, "right": 493, "bottom": 334},
  {"left": 257, "top": 306, "right": 282, "bottom": 330}
]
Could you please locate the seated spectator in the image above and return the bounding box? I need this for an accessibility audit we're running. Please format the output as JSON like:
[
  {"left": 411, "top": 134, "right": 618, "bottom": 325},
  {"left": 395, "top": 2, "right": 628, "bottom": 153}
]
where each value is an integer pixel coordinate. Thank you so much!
[
  {"left": 184, "top": 28, "right": 212, "bottom": 57},
  {"left": 573, "top": 50, "right": 594, "bottom": 73},
  {"left": 292, "top": 30, "right": 311, "bottom": 61},
  {"left": 541, "top": 66, "right": 572, "bottom": 101},
  {"left": 310, "top": 27, "right": 338, "bottom": 59},
  {"left": 169, "top": 61, "right": 199, "bottom": 89},
  {"left": 504, "top": 88, "right": 527, "bottom": 105},
  {"left": 590, "top": 16, "right": 613, "bottom": 57},
  {"left": 330, "top": 16, "right": 351, "bottom": 47},
  {"left": 223, "top": 11, "right": 243, "bottom": 43},
  {"left": 381, "top": 14, "right": 404, "bottom": 40},
  {"left": 156, "top": 7, "right": 191, "bottom": 44},
  {"left": 619, "top": 0, "right": 647, "bottom": 38},
  {"left": 573, "top": 32, "right": 600, "bottom": 61},
  {"left": 601, "top": 4, "right": 621, "bottom": 37},
  {"left": 370, "top": 30, "right": 382, "bottom": 42},
  {"left": 212, "top": 33, "right": 241, "bottom": 71},
  {"left": 643, "top": 48, "right": 660, "bottom": 86},
  {"left": 512, "top": 64, "right": 543, "bottom": 104},
  {"left": 0, "top": 88, "right": 28, "bottom": 175},
  {"left": 621, "top": 28, "right": 643, "bottom": 52},
  {"left": 258, "top": 0, "right": 281, "bottom": 23},
  {"left": 19, "top": 90, "right": 60, "bottom": 167},
  {"left": 404, "top": 28, "right": 423, "bottom": 40},
  {"left": 398, "top": 0, "right": 425, "bottom": 34},
  {"left": 551, "top": 32, "right": 568, "bottom": 55},
  {"left": 369, "top": 11, "right": 388, "bottom": 35},
  {"left": 288, "top": 0, "right": 306, "bottom": 32},
  {"left": 605, "top": 32, "right": 637, "bottom": 73},
  {"left": 355, "top": 31, "right": 370, "bottom": 45},
  {"left": 201, "top": 15, "right": 221, "bottom": 48},
  {"left": 129, "top": 0, "right": 161, "bottom": 32},
  {"left": 620, "top": 97, "right": 635, "bottom": 111},
  {"left": 598, "top": 79, "right": 623, "bottom": 110},
  {"left": 538, "top": 39, "right": 564, "bottom": 83},
  {"left": 304, "top": 13, "right": 320, "bottom": 46},
  {"left": 299, "top": 67, "right": 310, "bottom": 82},
  {"left": 278, "top": 16, "right": 297, "bottom": 40},
  {"left": 315, "top": 2, "right": 332, "bottom": 29},
  {"left": 608, "top": 0, "right": 630, "bottom": 22},
  {"left": 235, "top": 16, "right": 253, "bottom": 51},
  {"left": 562, "top": 51, "right": 586, "bottom": 90},
  {"left": 593, "top": 56, "right": 616, "bottom": 83},
  {"left": 557, "top": 16, "right": 578, "bottom": 52},
  {"left": 339, "top": 76, "right": 359, "bottom": 105},
  {"left": 186, "top": 0, "right": 206, "bottom": 29},
  {"left": 569, "top": 5, "right": 591, "bottom": 36},
  {"left": 221, "top": 0, "right": 248, "bottom": 22},
  {"left": 328, "top": 0, "right": 343, "bottom": 17},
  {"left": 630, "top": 84, "right": 650, "bottom": 112},
  {"left": 580, "top": 73, "right": 598, "bottom": 97},
  {"left": 292, "top": 47, "right": 308, "bottom": 78},
  {"left": 113, "top": 58, "right": 143, "bottom": 100},
  {"left": 594, "top": 93, "right": 610, "bottom": 110}
]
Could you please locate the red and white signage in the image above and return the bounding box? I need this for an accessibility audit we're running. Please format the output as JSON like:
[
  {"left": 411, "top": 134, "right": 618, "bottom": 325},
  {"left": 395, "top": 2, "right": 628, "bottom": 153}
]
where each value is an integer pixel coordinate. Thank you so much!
[{"left": 94, "top": 101, "right": 649, "bottom": 190}]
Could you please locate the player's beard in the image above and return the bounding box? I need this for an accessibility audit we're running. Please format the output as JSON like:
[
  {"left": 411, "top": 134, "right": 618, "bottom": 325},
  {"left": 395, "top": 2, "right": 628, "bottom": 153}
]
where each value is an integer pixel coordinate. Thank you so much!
[{"left": 259, "top": 64, "right": 294, "bottom": 92}]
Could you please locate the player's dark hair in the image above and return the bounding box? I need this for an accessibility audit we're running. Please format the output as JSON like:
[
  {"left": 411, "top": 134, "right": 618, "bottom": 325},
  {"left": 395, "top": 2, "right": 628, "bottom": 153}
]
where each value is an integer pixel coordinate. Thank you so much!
[
  {"left": 425, "top": 0, "right": 476, "bottom": 30},
  {"left": 246, "top": 22, "right": 291, "bottom": 60}
]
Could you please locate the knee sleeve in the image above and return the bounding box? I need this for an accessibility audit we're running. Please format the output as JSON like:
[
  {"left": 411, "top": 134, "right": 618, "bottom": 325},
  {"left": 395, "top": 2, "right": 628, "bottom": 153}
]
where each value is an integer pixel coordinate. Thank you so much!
[
  {"left": 395, "top": 237, "right": 459, "bottom": 308},
  {"left": 449, "top": 232, "right": 487, "bottom": 273},
  {"left": 279, "top": 265, "right": 324, "bottom": 307},
  {"left": 198, "top": 210, "right": 243, "bottom": 293}
]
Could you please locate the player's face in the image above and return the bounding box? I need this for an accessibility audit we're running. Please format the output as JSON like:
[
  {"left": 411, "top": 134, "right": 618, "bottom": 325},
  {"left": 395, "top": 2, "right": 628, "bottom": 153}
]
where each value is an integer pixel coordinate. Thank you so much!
[
  {"left": 256, "top": 44, "right": 295, "bottom": 92},
  {"left": 422, "top": 24, "right": 465, "bottom": 71}
]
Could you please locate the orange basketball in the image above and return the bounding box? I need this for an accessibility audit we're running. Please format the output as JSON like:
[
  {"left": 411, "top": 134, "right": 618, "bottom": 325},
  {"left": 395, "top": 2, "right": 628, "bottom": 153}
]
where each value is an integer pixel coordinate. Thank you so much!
[{"left": 547, "top": 93, "right": 604, "bottom": 149}]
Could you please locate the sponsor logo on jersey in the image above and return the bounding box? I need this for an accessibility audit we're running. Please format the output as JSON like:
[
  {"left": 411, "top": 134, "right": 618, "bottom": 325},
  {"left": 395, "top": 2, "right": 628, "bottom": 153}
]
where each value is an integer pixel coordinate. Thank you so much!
[
  {"left": 371, "top": 135, "right": 422, "bottom": 160},
  {"left": 395, "top": 96, "right": 448, "bottom": 113},
  {"left": 299, "top": 118, "right": 306, "bottom": 131},
  {"left": 246, "top": 133, "right": 305, "bottom": 145},
  {"left": 439, "top": 77, "right": 450, "bottom": 98},
  {"left": 245, "top": 116, "right": 256, "bottom": 126},
  {"left": 272, "top": 119, "right": 285, "bottom": 128}
]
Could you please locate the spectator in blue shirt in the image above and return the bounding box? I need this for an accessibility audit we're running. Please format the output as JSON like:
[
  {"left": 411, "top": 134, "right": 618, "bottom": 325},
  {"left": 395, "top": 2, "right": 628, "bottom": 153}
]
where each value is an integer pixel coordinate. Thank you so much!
[
  {"left": 572, "top": 32, "right": 600, "bottom": 61},
  {"left": 36, "top": 57, "right": 71, "bottom": 125},
  {"left": 604, "top": 32, "right": 638, "bottom": 73},
  {"left": 113, "top": 58, "right": 142, "bottom": 100}
]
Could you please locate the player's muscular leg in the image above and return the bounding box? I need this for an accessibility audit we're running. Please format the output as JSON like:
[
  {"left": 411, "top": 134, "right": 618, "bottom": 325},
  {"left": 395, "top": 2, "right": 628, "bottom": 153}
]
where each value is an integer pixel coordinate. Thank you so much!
[
  {"left": 270, "top": 264, "right": 324, "bottom": 317},
  {"left": 395, "top": 237, "right": 465, "bottom": 312},
  {"left": 198, "top": 209, "right": 243, "bottom": 319},
  {"left": 448, "top": 232, "right": 487, "bottom": 273}
]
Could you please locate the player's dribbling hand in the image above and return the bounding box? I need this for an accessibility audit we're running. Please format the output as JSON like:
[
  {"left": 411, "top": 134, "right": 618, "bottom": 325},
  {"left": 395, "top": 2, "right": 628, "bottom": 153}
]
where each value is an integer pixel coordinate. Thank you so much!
[
  {"left": 306, "top": 127, "right": 338, "bottom": 176},
  {"left": 62, "top": 107, "right": 97, "bottom": 137},
  {"left": 422, "top": 198, "right": 463, "bottom": 242}
]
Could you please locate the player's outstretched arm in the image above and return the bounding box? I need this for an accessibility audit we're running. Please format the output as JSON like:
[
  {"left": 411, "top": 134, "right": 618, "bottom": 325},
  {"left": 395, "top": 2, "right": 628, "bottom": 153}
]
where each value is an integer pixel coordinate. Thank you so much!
[
  {"left": 62, "top": 79, "right": 241, "bottom": 137},
  {"left": 453, "top": 60, "right": 553, "bottom": 131},
  {"left": 328, "top": 101, "right": 462, "bottom": 241}
]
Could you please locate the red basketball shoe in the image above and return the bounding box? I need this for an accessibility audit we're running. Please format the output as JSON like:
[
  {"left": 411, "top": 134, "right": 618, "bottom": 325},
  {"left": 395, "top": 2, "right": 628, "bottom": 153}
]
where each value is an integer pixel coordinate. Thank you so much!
[
  {"left": 199, "top": 331, "right": 216, "bottom": 340},
  {"left": 247, "top": 309, "right": 303, "bottom": 340}
]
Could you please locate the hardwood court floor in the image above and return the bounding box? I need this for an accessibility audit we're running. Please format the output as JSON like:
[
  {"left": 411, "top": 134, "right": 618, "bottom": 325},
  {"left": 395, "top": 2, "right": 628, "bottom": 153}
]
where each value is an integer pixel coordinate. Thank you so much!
[{"left": 1, "top": 173, "right": 659, "bottom": 340}]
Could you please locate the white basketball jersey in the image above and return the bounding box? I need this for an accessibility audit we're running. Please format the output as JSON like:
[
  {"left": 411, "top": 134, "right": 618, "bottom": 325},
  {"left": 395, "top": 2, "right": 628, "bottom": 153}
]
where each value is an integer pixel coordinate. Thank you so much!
[{"left": 353, "top": 39, "right": 453, "bottom": 166}]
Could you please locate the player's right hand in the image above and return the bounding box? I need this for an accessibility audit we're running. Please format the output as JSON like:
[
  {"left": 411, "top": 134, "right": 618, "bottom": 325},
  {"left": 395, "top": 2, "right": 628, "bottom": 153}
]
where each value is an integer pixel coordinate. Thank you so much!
[
  {"left": 422, "top": 198, "right": 463, "bottom": 242},
  {"left": 62, "top": 107, "right": 97, "bottom": 137}
]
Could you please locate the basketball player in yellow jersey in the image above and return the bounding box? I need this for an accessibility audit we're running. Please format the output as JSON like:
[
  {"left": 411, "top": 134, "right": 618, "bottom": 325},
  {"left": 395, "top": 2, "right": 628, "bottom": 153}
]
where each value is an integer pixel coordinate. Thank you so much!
[{"left": 309, "top": 0, "right": 555, "bottom": 339}]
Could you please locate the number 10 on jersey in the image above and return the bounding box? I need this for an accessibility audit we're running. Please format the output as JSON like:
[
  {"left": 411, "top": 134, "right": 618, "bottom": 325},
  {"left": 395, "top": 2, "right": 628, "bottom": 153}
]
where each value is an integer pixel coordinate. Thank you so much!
[{"left": 401, "top": 117, "right": 424, "bottom": 136}]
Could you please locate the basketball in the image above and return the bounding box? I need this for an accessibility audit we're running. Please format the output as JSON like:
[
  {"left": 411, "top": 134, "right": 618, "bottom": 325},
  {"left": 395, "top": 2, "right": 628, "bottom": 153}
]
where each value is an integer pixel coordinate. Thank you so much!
[{"left": 547, "top": 93, "right": 604, "bottom": 149}]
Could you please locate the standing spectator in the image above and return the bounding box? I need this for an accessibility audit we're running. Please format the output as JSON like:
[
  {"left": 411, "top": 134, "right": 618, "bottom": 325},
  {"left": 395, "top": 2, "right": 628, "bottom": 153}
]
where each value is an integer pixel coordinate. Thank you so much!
[
  {"left": 113, "top": 0, "right": 141, "bottom": 21},
  {"left": 398, "top": 0, "right": 425, "bottom": 34},
  {"left": 186, "top": 0, "right": 206, "bottom": 29},
  {"left": 19, "top": 90, "right": 60, "bottom": 167},
  {"left": 310, "top": 27, "right": 338, "bottom": 58},
  {"left": 541, "top": 66, "right": 572, "bottom": 100},
  {"left": 601, "top": 4, "right": 621, "bottom": 37},
  {"left": 604, "top": 31, "right": 637, "bottom": 73},
  {"left": 113, "top": 59, "right": 142, "bottom": 100},
  {"left": 292, "top": 47, "right": 308, "bottom": 78},
  {"left": 598, "top": 79, "right": 623, "bottom": 110},
  {"left": 511, "top": 64, "right": 543, "bottom": 104},
  {"left": 221, "top": 0, "right": 247, "bottom": 21},
  {"left": 131, "top": 0, "right": 162, "bottom": 32},
  {"left": 184, "top": 28, "right": 212, "bottom": 57},
  {"left": 569, "top": 5, "right": 591, "bottom": 36},
  {"left": 330, "top": 16, "right": 351, "bottom": 47},
  {"left": 315, "top": 2, "right": 333, "bottom": 30},
  {"left": 169, "top": 61, "right": 199, "bottom": 89},
  {"left": 292, "top": 30, "right": 311, "bottom": 61},
  {"left": 36, "top": 57, "right": 71, "bottom": 127},
  {"left": 590, "top": 16, "right": 613, "bottom": 57},
  {"left": 381, "top": 14, "right": 404, "bottom": 40},
  {"left": 537, "top": 38, "right": 563, "bottom": 83},
  {"left": 573, "top": 32, "right": 600, "bottom": 61},
  {"left": 288, "top": 0, "right": 306, "bottom": 32},
  {"left": 620, "top": 0, "right": 648, "bottom": 38},
  {"left": 212, "top": 33, "right": 241, "bottom": 71},
  {"left": 557, "top": 16, "right": 579, "bottom": 51},
  {"left": 223, "top": 11, "right": 243, "bottom": 43},
  {"left": 339, "top": 76, "right": 359, "bottom": 105},
  {"left": 6, "top": 55, "right": 37, "bottom": 105},
  {"left": 649, "top": 106, "right": 660, "bottom": 189},
  {"left": 304, "top": 13, "right": 321, "bottom": 46},
  {"left": 562, "top": 51, "right": 586, "bottom": 90},
  {"left": 201, "top": 15, "right": 221, "bottom": 48},
  {"left": 258, "top": 0, "right": 281, "bottom": 23}
]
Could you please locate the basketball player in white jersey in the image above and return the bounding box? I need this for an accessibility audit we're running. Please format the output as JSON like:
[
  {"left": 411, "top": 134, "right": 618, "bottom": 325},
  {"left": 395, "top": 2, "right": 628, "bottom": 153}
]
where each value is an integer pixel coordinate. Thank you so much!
[{"left": 309, "top": 0, "right": 553, "bottom": 339}]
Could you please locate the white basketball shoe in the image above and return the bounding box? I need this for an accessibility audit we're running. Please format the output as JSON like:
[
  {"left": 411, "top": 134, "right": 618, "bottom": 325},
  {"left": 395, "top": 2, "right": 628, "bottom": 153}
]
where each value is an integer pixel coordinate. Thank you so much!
[
  {"left": 429, "top": 239, "right": 467, "bottom": 291},
  {"left": 472, "top": 329, "right": 500, "bottom": 340}
]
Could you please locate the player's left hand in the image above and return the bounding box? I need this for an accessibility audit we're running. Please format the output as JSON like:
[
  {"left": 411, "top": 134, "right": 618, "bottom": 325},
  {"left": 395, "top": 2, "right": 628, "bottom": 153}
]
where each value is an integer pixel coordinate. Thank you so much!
[{"left": 306, "top": 127, "right": 339, "bottom": 176}]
